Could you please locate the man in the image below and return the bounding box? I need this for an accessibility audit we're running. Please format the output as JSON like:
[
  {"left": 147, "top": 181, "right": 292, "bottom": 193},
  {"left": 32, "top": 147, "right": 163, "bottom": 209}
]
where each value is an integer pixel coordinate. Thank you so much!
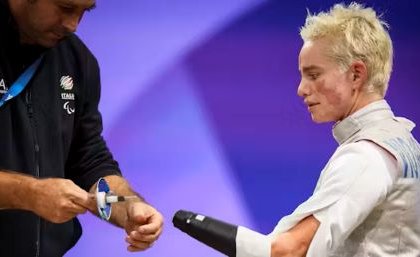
[
  {"left": 243, "top": 2, "right": 420, "bottom": 257},
  {"left": 0, "top": 0, "right": 163, "bottom": 256}
]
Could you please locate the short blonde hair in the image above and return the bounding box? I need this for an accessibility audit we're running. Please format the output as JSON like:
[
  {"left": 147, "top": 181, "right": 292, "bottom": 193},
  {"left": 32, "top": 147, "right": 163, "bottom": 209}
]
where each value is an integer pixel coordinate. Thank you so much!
[{"left": 300, "top": 2, "right": 393, "bottom": 96}]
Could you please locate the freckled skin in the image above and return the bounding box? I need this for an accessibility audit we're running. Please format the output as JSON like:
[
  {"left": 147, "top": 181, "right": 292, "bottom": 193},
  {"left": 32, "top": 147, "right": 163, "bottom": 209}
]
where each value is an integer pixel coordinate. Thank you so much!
[{"left": 297, "top": 39, "right": 363, "bottom": 123}]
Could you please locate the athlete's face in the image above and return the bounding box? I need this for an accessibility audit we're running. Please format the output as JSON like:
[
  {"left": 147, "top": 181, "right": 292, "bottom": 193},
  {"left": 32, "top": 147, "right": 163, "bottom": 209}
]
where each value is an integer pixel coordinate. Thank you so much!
[
  {"left": 13, "top": 0, "right": 96, "bottom": 47},
  {"left": 297, "top": 39, "right": 358, "bottom": 123}
]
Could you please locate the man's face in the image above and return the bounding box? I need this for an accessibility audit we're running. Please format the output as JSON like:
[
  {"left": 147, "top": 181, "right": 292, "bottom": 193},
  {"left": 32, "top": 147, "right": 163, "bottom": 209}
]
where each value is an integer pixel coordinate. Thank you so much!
[
  {"left": 297, "top": 39, "right": 356, "bottom": 123},
  {"left": 15, "top": 0, "right": 96, "bottom": 47}
]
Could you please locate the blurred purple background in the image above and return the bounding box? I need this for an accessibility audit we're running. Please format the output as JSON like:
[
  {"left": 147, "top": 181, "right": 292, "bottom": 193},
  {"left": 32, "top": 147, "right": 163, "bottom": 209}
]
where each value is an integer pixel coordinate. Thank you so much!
[{"left": 66, "top": 0, "right": 420, "bottom": 256}]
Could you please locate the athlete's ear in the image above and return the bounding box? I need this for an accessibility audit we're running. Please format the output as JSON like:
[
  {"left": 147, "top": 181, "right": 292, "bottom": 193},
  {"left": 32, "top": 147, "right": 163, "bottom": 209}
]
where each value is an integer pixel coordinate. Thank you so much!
[{"left": 349, "top": 61, "right": 368, "bottom": 90}]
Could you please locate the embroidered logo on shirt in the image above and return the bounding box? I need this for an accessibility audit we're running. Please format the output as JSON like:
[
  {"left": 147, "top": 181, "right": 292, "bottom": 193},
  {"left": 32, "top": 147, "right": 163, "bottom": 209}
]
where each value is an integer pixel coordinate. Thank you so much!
[
  {"left": 0, "top": 79, "right": 7, "bottom": 94},
  {"left": 61, "top": 92, "right": 75, "bottom": 100},
  {"left": 60, "top": 75, "right": 73, "bottom": 90},
  {"left": 60, "top": 75, "right": 75, "bottom": 115},
  {"left": 63, "top": 101, "right": 75, "bottom": 115}
]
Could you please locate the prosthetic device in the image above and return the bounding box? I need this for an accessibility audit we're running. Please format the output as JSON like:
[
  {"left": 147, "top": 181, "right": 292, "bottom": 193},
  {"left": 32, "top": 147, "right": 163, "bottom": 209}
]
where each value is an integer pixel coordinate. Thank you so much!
[{"left": 173, "top": 210, "right": 271, "bottom": 257}]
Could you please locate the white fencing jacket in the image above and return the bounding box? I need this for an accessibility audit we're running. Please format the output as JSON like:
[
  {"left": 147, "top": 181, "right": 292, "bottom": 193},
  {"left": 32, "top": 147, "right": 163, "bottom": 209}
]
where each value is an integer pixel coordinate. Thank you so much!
[{"left": 237, "top": 100, "right": 420, "bottom": 257}]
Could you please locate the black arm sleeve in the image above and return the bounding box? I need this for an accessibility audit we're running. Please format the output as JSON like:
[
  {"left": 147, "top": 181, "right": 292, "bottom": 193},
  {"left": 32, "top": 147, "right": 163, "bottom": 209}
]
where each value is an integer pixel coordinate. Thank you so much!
[{"left": 66, "top": 51, "right": 121, "bottom": 191}]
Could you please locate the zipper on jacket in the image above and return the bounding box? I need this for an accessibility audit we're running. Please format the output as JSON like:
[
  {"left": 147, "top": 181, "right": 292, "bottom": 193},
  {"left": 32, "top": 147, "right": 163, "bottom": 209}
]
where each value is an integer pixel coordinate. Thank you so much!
[{"left": 25, "top": 89, "right": 41, "bottom": 257}]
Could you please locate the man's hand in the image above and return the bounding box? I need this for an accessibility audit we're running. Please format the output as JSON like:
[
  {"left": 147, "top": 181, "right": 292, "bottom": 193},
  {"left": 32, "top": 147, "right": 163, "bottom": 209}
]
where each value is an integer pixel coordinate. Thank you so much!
[
  {"left": 28, "top": 178, "right": 95, "bottom": 223},
  {"left": 124, "top": 201, "right": 164, "bottom": 252},
  {"left": 90, "top": 175, "right": 164, "bottom": 251}
]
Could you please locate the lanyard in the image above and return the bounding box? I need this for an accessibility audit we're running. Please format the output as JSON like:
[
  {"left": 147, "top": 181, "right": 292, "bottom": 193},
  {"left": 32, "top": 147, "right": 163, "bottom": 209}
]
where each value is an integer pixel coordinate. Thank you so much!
[{"left": 0, "top": 56, "right": 43, "bottom": 108}]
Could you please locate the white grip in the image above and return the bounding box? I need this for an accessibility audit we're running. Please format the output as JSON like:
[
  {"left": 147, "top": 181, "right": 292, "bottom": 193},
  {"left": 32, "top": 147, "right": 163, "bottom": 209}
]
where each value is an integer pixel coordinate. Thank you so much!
[{"left": 96, "top": 191, "right": 107, "bottom": 209}]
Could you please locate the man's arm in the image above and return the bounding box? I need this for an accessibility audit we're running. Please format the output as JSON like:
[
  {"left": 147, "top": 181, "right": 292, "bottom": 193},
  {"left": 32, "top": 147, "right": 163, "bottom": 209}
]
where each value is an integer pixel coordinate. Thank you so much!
[
  {"left": 88, "top": 175, "right": 143, "bottom": 227},
  {"left": 0, "top": 171, "right": 34, "bottom": 210},
  {"left": 0, "top": 170, "right": 93, "bottom": 223},
  {"left": 89, "top": 175, "right": 164, "bottom": 252},
  {"left": 271, "top": 215, "right": 319, "bottom": 257}
]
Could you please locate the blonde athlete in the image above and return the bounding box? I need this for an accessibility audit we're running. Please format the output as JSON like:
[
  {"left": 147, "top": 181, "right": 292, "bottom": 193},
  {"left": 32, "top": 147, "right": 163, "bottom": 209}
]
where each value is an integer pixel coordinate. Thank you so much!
[{"left": 236, "top": 3, "right": 420, "bottom": 257}]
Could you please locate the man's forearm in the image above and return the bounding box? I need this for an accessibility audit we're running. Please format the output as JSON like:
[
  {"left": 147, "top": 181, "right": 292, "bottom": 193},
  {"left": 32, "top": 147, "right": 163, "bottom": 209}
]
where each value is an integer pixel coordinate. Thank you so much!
[
  {"left": 90, "top": 175, "right": 145, "bottom": 227},
  {"left": 0, "top": 171, "right": 36, "bottom": 210}
]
